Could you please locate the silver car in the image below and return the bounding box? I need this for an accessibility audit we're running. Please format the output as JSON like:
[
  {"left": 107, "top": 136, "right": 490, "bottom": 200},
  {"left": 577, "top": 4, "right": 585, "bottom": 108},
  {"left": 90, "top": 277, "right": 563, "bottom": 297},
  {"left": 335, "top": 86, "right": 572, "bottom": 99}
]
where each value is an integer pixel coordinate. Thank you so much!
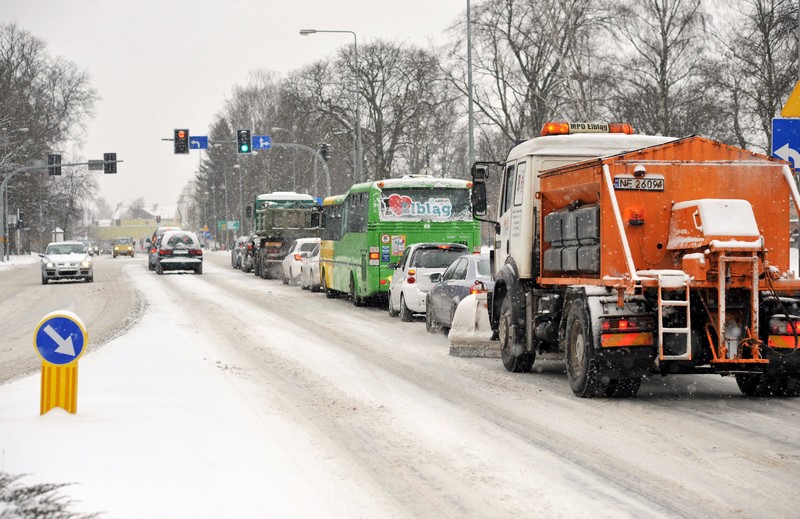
[{"left": 40, "top": 241, "right": 94, "bottom": 284}]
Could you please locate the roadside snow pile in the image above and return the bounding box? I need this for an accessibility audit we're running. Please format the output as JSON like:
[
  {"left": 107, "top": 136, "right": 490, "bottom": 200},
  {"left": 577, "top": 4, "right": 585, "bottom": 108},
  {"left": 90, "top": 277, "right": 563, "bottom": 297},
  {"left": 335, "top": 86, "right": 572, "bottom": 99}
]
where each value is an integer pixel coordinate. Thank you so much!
[{"left": 448, "top": 294, "right": 499, "bottom": 357}]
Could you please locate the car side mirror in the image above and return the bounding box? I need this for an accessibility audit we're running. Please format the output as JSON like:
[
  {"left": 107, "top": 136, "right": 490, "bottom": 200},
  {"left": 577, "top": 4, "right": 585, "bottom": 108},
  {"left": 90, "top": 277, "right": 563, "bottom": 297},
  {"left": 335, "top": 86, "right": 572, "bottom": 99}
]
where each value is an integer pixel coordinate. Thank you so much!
[
  {"left": 387, "top": 262, "right": 397, "bottom": 270},
  {"left": 429, "top": 272, "right": 441, "bottom": 283}
]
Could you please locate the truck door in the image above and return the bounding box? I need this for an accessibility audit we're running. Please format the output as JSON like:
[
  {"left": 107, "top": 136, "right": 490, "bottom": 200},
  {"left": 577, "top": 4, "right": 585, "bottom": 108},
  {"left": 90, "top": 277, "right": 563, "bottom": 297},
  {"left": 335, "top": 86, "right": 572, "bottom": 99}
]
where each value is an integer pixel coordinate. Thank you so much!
[{"left": 495, "top": 163, "right": 517, "bottom": 270}]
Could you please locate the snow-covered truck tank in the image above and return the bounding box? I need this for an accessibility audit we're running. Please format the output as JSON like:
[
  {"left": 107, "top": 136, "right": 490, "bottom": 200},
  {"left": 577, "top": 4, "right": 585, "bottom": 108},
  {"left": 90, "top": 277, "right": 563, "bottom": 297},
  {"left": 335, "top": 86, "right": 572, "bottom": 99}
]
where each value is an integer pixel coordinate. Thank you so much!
[
  {"left": 471, "top": 122, "right": 800, "bottom": 397},
  {"left": 251, "top": 192, "right": 321, "bottom": 279}
]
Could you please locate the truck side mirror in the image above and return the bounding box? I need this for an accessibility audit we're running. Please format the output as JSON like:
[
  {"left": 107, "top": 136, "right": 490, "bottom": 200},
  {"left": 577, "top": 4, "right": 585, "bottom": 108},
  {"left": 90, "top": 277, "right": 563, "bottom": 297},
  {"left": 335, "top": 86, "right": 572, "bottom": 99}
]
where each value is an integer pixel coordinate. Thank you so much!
[
  {"left": 471, "top": 164, "right": 489, "bottom": 180},
  {"left": 472, "top": 180, "right": 488, "bottom": 217}
]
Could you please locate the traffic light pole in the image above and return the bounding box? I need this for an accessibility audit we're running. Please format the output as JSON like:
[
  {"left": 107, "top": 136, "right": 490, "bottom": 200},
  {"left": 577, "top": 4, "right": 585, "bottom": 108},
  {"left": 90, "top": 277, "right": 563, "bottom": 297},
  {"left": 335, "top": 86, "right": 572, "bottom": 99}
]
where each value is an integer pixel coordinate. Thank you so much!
[{"left": 1, "top": 158, "right": 121, "bottom": 261}]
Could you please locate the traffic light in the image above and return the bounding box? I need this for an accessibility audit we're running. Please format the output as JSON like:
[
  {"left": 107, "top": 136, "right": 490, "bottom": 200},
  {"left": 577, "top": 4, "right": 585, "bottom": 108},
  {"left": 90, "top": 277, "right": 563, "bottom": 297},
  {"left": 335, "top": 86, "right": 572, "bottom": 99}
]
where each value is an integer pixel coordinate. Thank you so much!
[
  {"left": 156, "top": 215, "right": 161, "bottom": 223},
  {"left": 17, "top": 209, "right": 24, "bottom": 229},
  {"left": 320, "top": 143, "right": 330, "bottom": 161},
  {"left": 47, "top": 154, "right": 62, "bottom": 176},
  {"left": 237, "top": 129, "right": 251, "bottom": 154},
  {"left": 104, "top": 152, "right": 117, "bottom": 174},
  {"left": 174, "top": 129, "right": 190, "bottom": 154}
]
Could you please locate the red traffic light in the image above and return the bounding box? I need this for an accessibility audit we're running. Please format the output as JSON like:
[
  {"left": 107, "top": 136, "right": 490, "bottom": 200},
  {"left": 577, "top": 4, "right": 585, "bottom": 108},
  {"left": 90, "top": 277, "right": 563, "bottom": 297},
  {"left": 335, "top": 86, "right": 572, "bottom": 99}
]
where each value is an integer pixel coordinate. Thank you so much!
[{"left": 177, "top": 130, "right": 186, "bottom": 139}]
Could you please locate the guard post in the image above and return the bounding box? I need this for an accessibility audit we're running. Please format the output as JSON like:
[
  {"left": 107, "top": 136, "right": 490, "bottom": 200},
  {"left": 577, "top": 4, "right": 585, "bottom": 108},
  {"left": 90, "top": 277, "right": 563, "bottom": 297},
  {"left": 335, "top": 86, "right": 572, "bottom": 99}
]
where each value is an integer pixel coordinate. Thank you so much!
[{"left": 33, "top": 310, "right": 88, "bottom": 415}]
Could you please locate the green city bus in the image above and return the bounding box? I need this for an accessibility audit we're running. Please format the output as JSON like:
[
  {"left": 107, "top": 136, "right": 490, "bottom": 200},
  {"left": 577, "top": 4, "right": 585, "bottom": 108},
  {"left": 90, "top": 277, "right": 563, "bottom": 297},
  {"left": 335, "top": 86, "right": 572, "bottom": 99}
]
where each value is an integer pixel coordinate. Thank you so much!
[{"left": 320, "top": 176, "right": 481, "bottom": 305}]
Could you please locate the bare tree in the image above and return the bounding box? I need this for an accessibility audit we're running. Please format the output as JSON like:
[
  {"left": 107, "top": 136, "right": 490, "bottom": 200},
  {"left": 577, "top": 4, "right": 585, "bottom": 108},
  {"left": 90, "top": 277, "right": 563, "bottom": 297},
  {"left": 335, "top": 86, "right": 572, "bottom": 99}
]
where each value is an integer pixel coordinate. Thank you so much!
[
  {"left": 713, "top": 0, "right": 798, "bottom": 152},
  {"left": 0, "top": 23, "right": 98, "bottom": 241},
  {"left": 606, "top": 0, "right": 714, "bottom": 136}
]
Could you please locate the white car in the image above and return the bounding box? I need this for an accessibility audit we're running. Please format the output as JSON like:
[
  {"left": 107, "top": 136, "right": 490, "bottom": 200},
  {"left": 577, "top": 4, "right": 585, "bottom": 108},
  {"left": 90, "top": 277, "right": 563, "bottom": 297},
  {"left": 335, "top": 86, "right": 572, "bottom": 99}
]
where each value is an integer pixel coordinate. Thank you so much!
[
  {"left": 40, "top": 241, "right": 94, "bottom": 284},
  {"left": 299, "top": 243, "right": 321, "bottom": 292},
  {"left": 281, "top": 237, "right": 321, "bottom": 285},
  {"left": 387, "top": 242, "right": 469, "bottom": 321}
]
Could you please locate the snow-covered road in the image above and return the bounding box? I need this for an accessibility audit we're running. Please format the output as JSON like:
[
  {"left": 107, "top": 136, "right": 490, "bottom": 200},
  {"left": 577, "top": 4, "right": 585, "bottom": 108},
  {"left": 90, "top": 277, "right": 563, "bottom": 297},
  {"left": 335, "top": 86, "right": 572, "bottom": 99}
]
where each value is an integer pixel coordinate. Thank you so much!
[{"left": 1, "top": 252, "right": 799, "bottom": 518}]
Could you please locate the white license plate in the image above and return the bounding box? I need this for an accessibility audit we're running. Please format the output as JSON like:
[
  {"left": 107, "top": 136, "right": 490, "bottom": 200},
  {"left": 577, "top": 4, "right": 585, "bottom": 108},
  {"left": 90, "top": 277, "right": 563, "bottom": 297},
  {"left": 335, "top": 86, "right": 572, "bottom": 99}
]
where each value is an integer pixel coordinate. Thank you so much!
[
  {"left": 173, "top": 250, "right": 188, "bottom": 255},
  {"left": 613, "top": 175, "right": 665, "bottom": 191}
]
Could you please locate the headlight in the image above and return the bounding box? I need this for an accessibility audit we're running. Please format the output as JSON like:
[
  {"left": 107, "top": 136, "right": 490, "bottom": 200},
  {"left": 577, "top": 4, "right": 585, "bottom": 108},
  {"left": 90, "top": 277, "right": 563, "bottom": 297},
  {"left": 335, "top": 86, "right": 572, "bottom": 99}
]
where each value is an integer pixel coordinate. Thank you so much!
[
  {"left": 45, "top": 262, "right": 55, "bottom": 268},
  {"left": 81, "top": 260, "right": 91, "bottom": 268}
]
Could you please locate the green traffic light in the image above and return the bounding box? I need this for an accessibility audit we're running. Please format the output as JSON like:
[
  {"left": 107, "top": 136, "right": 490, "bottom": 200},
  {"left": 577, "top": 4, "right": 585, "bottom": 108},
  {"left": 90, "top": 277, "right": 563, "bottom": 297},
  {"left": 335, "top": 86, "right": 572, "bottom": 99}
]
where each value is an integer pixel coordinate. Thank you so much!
[{"left": 240, "top": 144, "right": 249, "bottom": 152}]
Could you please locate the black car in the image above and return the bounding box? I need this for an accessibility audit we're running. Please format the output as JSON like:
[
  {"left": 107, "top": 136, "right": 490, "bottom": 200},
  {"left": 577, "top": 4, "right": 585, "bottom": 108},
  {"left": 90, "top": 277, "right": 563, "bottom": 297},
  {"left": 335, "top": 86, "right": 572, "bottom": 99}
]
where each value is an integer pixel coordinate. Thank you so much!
[{"left": 425, "top": 253, "right": 493, "bottom": 333}]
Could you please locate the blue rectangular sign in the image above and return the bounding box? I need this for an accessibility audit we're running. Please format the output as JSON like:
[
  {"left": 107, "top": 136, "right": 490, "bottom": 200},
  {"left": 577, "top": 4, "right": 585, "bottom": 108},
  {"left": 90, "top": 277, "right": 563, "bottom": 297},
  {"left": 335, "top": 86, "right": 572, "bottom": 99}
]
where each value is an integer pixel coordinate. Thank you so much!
[
  {"left": 252, "top": 135, "right": 271, "bottom": 150},
  {"left": 189, "top": 136, "right": 209, "bottom": 150},
  {"left": 772, "top": 118, "right": 800, "bottom": 168}
]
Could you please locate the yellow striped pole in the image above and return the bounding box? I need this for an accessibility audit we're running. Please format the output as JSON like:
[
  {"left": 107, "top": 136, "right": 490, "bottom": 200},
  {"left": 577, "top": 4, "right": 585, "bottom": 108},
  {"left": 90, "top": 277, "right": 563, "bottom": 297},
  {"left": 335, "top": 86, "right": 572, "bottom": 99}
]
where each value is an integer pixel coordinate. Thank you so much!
[{"left": 40, "top": 363, "right": 79, "bottom": 414}]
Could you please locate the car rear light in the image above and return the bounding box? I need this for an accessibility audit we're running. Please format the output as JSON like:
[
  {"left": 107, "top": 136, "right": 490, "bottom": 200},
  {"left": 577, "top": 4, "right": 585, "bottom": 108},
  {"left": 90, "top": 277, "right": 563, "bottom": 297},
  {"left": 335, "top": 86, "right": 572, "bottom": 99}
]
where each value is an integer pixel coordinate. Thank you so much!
[
  {"left": 150, "top": 247, "right": 156, "bottom": 253},
  {"left": 407, "top": 276, "right": 416, "bottom": 284},
  {"left": 159, "top": 248, "right": 171, "bottom": 256},
  {"left": 294, "top": 253, "right": 303, "bottom": 261},
  {"left": 470, "top": 281, "right": 487, "bottom": 295},
  {"left": 189, "top": 249, "right": 202, "bottom": 256}
]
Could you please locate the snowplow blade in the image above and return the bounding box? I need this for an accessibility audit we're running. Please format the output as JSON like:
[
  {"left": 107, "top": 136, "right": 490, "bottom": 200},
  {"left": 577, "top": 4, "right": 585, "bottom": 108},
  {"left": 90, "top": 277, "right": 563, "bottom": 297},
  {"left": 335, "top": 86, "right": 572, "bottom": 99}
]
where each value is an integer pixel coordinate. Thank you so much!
[{"left": 448, "top": 293, "right": 500, "bottom": 357}]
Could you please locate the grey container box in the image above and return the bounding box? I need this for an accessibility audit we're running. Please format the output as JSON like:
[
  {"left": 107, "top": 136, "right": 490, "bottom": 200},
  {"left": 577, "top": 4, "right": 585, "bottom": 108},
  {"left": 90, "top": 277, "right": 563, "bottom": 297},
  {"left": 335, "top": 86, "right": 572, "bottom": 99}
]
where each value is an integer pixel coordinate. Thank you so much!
[
  {"left": 544, "top": 211, "right": 562, "bottom": 244},
  {"left": 561, "top": 211, "right": 579, "bottom": 246},
  {"left": 575, "top": 205, "right": 600, "bottom": 244},
  {"left": 577, "top": 244, "right": 600, "bottom": 273},
  {"left": 561, "top": 245, "right": 579, "bottom": 271},
  {"left": 544, "top": 246, "right": 562, "bottom": 272}
]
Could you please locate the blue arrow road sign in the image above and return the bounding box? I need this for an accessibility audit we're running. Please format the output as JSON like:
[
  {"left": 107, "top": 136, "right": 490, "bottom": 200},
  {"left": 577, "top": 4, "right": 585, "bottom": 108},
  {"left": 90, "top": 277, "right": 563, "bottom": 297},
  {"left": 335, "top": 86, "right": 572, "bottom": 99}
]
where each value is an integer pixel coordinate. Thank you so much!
[
  {"left": 34, "top": 311, "right": 87, "bottom": 365},
  {"left": 190, "top": 136, "right": 209, "bottom": 150},
  {"left": 772, "top": 118, "right": 800, "bottom": 168},
  {"left": 252, "top": 135, "right": 272, "bottom": 150}
]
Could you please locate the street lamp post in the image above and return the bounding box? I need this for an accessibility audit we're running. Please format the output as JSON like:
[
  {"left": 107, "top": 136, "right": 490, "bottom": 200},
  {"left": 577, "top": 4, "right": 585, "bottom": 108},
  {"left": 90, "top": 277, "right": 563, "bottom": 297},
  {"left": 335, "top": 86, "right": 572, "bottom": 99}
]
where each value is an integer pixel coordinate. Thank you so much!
[
  {"left": 300, "top": 29, "right": 363, "bottom": 183},
  {"left": 1, "top": 127, "right": 29, "bottom": 262},
  {"left": 271, "top": 127, "right": 298, "bottom": 191}
]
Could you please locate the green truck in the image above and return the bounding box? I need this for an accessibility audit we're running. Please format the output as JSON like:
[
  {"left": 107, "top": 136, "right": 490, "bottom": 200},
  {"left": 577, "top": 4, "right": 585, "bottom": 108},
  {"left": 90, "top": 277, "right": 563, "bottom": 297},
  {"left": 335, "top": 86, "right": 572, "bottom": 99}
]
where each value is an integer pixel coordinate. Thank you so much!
[{"left": 250, "top": 191, "right": 321, "bottom": 279}]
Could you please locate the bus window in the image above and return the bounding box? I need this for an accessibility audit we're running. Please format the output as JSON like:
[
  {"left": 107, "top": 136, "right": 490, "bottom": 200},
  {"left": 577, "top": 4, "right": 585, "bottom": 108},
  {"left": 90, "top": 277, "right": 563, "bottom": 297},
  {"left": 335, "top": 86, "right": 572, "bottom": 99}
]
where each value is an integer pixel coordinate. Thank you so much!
[{"left": 378, "top": 187, "right": 472, "bottom": 222}]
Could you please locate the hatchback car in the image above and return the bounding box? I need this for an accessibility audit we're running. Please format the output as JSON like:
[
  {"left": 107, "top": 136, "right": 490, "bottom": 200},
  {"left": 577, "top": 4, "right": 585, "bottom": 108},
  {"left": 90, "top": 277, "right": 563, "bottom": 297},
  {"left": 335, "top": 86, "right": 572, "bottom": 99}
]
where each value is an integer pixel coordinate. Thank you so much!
[
  {"left": 231, "top": 235, "right": 248, "bottom": 269},
  {"left": 148, "top": 226, "right": 182, "bottom": 270},
  {"left": 112, "top": 237, "right": 135, "bottom": 258},
  {"left": 40, "top": 241, "right": 94, "bottom": 284},
  {"left": 154, "top": 230, "right": 203, "bottom": 275},
  {"left": 425, "top": 253, "right": 493, "bottom": 333},
  {"left": 299, "top": 243, "right": 321, "bottom": 292},
  {"left": 82, "top": 240, "right": 100, "bottom": 256},
  {"left": 387, "top": 242, "right": 469, "bottom": 321},
  {"left": 281, "top": 237, "right": 321, "bottom": 285}
]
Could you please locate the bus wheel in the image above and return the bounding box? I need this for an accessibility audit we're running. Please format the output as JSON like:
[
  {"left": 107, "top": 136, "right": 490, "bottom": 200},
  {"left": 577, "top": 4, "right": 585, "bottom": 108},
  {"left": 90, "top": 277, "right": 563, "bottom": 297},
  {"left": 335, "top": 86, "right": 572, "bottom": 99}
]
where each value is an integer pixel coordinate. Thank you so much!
[
  {"left": 498, "top": 296, "right": 533, "bottom": 373},
  {"left": 565, "top": 298, "right": 606, "bottom": 397},
  {"left": 323, "top": 270, "right": 337, "bottom": 298},
  {"left": 350, "top": 276, "right": 363, "bottom": 307}
]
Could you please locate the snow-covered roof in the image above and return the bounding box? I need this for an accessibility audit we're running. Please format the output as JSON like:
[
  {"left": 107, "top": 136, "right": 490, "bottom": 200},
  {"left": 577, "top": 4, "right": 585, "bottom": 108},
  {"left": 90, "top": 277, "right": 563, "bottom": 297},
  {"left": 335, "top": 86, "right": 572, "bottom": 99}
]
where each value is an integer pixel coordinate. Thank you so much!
[
  {"left": 370, "top": 176, "right": 471, "bottom": 190},
  {"left": 256, "top": 192, "right": 316, "bottom": 201},
  {"left": 507, "top": 133, "right": 676, "bottom": 162}
]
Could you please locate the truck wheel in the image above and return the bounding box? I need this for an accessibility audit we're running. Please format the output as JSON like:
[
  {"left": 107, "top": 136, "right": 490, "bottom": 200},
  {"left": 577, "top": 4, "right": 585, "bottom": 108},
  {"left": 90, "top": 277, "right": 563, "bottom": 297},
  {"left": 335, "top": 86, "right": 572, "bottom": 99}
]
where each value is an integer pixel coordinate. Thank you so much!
[
  {"left": 565, "top": 299, "right": 606, "bottom": 397},
  {"left": 499, "top": 296, "right": 533, "bottom": 373},
  {"left": 606, "top": 378, "right": 641, "bottom": 398},
  {"left": 736, "top": 373, "right": 800, "bottom": 397}
]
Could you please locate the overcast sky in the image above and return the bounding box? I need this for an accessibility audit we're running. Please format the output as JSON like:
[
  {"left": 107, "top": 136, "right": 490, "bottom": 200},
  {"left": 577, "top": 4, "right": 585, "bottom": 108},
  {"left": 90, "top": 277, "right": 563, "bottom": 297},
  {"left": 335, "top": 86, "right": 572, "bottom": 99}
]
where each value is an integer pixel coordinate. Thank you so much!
[{"left": 4, "top": 0, "right": 466, "bottom": 210}]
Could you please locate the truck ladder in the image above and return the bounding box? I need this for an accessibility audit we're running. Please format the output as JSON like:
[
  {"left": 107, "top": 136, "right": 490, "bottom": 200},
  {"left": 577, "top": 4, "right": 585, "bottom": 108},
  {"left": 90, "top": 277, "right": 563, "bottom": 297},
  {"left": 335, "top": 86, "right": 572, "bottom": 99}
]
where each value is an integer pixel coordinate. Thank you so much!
[
  {"left": 712, "top": 253, "right": 760, "bottom": 362},
  {"left": 657, "top": 272, "right": 692, "bottom": 361}
]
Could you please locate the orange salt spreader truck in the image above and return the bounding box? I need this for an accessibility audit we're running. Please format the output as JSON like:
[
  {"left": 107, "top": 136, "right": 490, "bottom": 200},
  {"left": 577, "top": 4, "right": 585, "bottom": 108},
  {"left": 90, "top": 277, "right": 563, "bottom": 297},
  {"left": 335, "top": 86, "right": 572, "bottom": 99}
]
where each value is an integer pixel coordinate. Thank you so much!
[{"left": 470, "top": 121, "right": 800, "bottom": 397}]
